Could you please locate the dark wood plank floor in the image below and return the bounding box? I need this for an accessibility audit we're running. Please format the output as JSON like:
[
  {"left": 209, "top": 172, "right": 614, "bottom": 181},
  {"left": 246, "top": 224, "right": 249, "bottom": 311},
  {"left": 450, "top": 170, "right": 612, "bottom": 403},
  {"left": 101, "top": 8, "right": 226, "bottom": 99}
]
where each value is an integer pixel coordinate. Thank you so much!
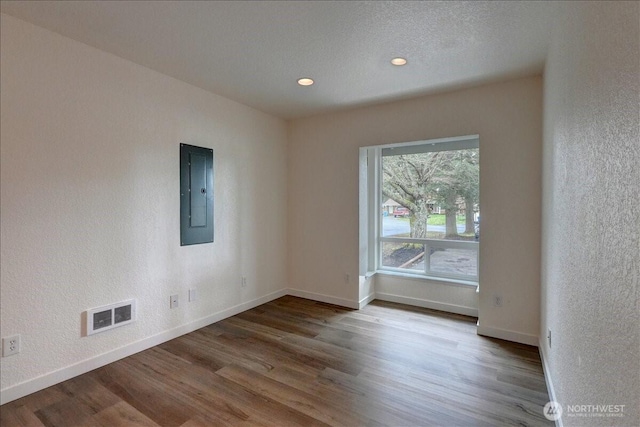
[{"left": 1, "top": 296, "right": 552, "bottom": 426}]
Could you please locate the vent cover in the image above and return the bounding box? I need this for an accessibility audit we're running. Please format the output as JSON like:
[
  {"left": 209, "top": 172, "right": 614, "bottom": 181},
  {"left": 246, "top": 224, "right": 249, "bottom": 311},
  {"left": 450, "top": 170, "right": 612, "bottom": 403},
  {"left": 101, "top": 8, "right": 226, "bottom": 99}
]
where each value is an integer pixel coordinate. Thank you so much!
[{"left": 86, "top": 299, "right": 136, "bottom": 335}]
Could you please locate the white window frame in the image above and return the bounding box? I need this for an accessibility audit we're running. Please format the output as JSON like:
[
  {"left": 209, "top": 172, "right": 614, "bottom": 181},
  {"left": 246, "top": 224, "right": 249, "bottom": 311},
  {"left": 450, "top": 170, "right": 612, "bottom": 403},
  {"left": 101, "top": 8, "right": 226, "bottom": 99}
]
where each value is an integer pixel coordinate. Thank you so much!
[{"left": 361, "top": 135, "right": 479, "bottom": 286}]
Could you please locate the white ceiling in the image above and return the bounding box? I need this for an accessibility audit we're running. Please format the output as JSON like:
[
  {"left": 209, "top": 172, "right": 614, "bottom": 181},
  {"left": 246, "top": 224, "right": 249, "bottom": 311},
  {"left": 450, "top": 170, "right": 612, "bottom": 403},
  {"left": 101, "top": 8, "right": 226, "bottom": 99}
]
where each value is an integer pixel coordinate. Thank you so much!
[{"left": 0, "top": 1, "right": 560, "bottom": 119}]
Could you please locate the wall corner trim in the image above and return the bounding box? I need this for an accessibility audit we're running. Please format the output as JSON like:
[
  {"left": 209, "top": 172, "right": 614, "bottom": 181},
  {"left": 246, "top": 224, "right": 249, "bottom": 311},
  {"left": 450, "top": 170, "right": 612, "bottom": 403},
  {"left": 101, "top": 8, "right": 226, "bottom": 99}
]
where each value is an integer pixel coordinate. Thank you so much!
[
  {"left": 478, "top": 321, "right": 539, "bottom": 347},
  {"left": 376, "top": 292, "right": 478, "bottom": 317},
  {"left": 359, "top": 292, "right": 376, "bottom": 309},
  {"left": 286, "top": 288, "right": 360, "bottom": 309},
  {"left": 476, "top": 323, "right": 539, "bottom": 347},
  {"left": 538, "top": 337, "right": 563, "bottom": 427}
]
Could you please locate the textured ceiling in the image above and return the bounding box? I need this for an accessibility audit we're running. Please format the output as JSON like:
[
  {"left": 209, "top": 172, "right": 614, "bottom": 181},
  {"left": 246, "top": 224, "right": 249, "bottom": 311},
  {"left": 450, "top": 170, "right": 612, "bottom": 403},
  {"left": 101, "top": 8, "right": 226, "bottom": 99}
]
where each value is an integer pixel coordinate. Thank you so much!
[{"left": 0, "top": 1, "right": 560, "bottom": 119}]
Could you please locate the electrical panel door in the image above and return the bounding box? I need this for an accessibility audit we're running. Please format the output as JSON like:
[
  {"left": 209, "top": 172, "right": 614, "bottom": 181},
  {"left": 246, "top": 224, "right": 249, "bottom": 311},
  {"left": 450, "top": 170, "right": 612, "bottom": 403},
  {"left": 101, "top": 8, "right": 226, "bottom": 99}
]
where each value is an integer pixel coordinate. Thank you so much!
[{"left": 180, "top": 144, "right": 214, "bottom": 245}]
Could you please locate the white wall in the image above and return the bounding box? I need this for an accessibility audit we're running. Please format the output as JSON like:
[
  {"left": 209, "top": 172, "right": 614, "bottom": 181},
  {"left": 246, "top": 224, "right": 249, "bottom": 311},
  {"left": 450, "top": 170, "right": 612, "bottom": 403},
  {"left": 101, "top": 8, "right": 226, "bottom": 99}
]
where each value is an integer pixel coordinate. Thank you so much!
[
  {"left": 288, "top": 76, "right": 542, "bottom": 344},
  {"left": 541, "top": 2, "right": 639, "bottom": 425},
  {"left": 0, "top": 14, "right": 288, "bottom": 402}
]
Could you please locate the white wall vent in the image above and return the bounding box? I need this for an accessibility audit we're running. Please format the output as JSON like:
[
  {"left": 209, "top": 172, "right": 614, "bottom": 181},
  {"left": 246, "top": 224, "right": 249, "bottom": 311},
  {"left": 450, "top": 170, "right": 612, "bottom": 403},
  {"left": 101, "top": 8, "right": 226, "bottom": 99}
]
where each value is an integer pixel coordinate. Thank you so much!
[{"left": 86, "top": 299, "right": 136, "bottom": 335}]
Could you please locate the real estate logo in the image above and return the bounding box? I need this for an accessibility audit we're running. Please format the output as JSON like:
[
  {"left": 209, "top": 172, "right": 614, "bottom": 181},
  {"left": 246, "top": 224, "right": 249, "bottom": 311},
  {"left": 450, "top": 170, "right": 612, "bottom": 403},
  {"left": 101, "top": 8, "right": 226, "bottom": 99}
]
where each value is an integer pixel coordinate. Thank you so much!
[
  {"left": 543, "top": 401, "right": 563, "bottom": 421},
  {"left": 543, "top": 401, "right": 626, "bottom": 421},
  {"left": 565, "top": 404, "right": 626, "bottom": 419}
]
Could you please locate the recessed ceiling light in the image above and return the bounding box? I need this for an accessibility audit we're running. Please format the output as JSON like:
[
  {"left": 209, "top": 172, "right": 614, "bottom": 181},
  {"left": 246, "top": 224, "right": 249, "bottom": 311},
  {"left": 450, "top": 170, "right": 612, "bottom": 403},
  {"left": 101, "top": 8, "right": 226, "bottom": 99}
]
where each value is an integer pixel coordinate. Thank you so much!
[
  {"left": 297, "top": 77, "right": 314, "bottom": 86},
  {"left": 391, "top": 57, "right": 407, "bottom": 66}
]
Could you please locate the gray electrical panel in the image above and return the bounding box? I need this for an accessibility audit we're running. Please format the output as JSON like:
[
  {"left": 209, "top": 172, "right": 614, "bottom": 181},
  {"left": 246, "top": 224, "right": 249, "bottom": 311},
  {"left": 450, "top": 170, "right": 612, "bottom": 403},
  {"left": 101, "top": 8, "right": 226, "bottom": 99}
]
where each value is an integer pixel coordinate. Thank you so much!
[{"left": 180, "top": 144, "right": 214, "bottom": 245}]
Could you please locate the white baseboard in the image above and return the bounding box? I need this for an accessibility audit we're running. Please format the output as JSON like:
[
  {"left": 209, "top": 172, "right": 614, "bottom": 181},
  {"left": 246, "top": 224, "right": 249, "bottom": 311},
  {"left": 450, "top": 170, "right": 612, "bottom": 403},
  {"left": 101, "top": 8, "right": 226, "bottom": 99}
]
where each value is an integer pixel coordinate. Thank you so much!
[
  {"left": 358, "top": 292, "right": 376, "bottom": 309},
  {"left": 375, "top": 292, "right": 478, "bottom": 317},
  {"left": 476, "top": 323, "right": 539, "bottom": 347},
  {"left": 539, "top": 337, "right": 562, "bottom": 427},
  {"left": 286, "top": 288, "right": 360, "bottom": 309},
  {"left": 0, "top": 288, "right": 489, "bottom": 405},
  {"left": 0, "top": 289, "right": 288, "bottom": 405}
]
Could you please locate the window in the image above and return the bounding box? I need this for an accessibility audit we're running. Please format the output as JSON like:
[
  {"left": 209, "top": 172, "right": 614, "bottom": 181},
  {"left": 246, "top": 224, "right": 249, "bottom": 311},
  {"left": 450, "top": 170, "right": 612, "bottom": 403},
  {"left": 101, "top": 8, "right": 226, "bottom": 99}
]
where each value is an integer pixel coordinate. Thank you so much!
[{"left": 362, "top": 135, "right": 479, "bottom": 284}]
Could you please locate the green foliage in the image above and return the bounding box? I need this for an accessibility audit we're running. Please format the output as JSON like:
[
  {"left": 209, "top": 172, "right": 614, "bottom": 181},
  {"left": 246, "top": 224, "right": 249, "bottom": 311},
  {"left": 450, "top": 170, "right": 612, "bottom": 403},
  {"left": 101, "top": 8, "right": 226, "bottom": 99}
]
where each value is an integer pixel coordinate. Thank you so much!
[
  {"left": 382, "top": 148, "right": 479, "bottom": 238},
  {"left": 427, "top": 214, "right": 465, "bottom": 225}
]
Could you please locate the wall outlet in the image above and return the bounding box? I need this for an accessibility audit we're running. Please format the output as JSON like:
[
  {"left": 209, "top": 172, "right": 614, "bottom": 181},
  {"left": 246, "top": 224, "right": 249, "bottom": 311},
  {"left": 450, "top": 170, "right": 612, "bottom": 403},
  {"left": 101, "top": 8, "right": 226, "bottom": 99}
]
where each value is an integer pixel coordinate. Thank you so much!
[
  {"left": 492, "top": 293, "right": 503, "bottom": 307},
  {"left": 241, "top": 276, "right": 247, "bottom": 288},
  {"left": 548, "top": 329, "right": 552, "bottom": 348},
  {"left": 189, "top": 289, "right": 197, "bottom": 302},
  {"left": 2, "top": 335, "right": 21, "bottom": 357},
  {"left": 344, "top": 273, "right": 350, "bottom": 283},
  {"left": 170, "top": 294, "right": 179, "bottom": 309}
]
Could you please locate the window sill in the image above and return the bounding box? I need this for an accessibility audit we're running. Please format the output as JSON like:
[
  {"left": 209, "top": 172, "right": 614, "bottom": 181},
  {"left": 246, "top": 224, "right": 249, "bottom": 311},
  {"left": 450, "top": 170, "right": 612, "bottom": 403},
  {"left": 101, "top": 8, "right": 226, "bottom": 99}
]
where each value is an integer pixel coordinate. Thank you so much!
[{"left": 373, "top": 270, "right": 478, "bottom": 289}]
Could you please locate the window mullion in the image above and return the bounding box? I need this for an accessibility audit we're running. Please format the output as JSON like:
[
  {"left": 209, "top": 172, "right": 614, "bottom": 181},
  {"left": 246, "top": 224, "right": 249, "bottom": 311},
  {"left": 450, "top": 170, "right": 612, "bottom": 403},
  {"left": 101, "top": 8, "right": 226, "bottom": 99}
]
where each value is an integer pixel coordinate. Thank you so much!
[
  {"left": 367, "top": 147, "right": 381, "bottom": 272},
  {"left": 425, "top": 242, "right": 430, "bottom": 276}
]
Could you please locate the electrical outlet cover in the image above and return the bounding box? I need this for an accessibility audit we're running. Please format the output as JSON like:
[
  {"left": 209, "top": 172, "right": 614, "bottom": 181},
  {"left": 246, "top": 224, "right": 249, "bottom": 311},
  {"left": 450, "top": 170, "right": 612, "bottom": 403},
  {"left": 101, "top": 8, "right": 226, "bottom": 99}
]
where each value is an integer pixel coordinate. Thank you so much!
[{"left": 2, "top": 335, "right": 21, "bottom": 357}]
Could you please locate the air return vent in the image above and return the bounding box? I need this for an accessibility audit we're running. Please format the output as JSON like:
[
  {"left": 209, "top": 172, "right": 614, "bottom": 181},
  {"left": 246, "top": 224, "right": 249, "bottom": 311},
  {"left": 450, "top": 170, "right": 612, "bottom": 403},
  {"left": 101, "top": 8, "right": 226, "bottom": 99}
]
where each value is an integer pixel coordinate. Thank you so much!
[{"left": 86, "top": 299, "right": 136, "bottom": 335}]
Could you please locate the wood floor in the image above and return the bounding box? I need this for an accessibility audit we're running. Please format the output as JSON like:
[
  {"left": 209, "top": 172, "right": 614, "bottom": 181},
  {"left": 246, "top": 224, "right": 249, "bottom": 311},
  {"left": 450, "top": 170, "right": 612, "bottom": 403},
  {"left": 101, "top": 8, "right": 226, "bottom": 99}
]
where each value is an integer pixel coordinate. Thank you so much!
[{"left": 1, "top": 296, "right": 552, "bottom": 426}]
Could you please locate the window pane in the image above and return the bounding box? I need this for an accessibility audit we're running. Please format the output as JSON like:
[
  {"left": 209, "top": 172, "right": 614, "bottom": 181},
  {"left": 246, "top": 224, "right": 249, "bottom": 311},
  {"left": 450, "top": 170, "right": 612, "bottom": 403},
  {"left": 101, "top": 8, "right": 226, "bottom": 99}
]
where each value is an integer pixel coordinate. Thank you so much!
[
  {"left": 382, "top": 148, "right": 479, "bottom": 242},
  {"left": 381, "top": 213, "right": 410, "bottom": 237},
  {"left": 428, "top": 247, "right": 477, "bottom": 278},
  {"left": 381, "top": 242, "right": 424, "bottom": 271}
]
